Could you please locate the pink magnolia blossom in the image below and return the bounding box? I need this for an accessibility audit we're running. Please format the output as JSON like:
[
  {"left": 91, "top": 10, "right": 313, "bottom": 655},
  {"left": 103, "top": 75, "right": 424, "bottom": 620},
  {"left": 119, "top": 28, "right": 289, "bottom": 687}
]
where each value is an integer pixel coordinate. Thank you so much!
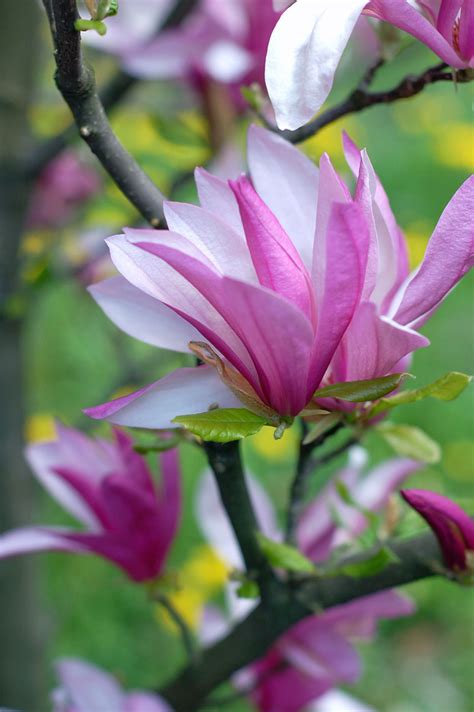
[
  {"left": 401, "top": 489, "right": 474, "bottom": 572},
  {"left": 52, "top": 657, "right": 172, "bottom": 711},
  {"left": 266, "top": 0, "right": 474, "bottom": 129},
  {"left": 0, "top": 425, "right": 181, "bottom": 582},
  {"left": 197, "top": 449, "right": 418, "bottom": 712},
  {"left": 27, "top": 152, "right": 100, "bottom": 230},
  {"left": 85, "top": 126, "right": 473, "bottom": 430},
  {"left": 85, "top": 0, "right": 279, "bottom": 109}
]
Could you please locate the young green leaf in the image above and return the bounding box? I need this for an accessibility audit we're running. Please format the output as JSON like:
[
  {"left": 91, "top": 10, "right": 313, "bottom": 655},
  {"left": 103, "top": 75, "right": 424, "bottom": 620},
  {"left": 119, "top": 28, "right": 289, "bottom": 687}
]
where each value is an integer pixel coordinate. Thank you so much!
[
  {"left": 302, "top": 413, "right": 343, "bottom": 445},
  {"left": 370, "top": 371, "right": 472, "bottom": 416},
  {"left": 256, "top": 533, "right": 317, "bottom": 574},
  {"left": 335, "top": 546, "right": 399, "bottom": 578},
  {"left": 312, "top": 373, "right": 408, "bottom": 403},
  {"left": 377, "top": 423, "right": 441, "bottom": 463},
  {"left": 172, "top": 408, "right": 267, "bottom": 443},
  {"left": 236, "top": 580, "right": 260, "bottom": 599}
]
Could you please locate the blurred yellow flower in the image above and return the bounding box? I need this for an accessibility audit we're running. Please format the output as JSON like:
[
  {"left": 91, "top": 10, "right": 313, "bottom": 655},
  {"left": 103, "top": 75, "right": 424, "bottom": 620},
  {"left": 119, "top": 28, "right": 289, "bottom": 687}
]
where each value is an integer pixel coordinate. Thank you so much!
[
  {"left": 249, "top": 425, "right": 298, "bottom": 462},
  {"left": 403, "top": 222, "right": 430, "bottom": 269},
  {"left": 157, "top": 545, "right": 227, "bottom": 631},
  {"left": 25, "top": 413, "right": 56, "bottom": 443},
  {"left": 433, "top": 123, "right": 474, "bottom": 172}
]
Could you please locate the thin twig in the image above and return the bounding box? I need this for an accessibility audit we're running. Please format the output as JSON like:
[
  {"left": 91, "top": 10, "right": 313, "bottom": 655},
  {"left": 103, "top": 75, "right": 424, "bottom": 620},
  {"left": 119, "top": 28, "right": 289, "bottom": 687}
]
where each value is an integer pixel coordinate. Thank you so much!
[
  {"left": 30, "top": 0, "right": 199, "bottom": 178},
  {"left": 279, "top": 62, "right": 472, "bottom": 144},
  {"left": 285, "top": 421, "right": 345, "bottom": 544},
  {"left": 155, "top": 592, "right": 197, "bottom": 663}
]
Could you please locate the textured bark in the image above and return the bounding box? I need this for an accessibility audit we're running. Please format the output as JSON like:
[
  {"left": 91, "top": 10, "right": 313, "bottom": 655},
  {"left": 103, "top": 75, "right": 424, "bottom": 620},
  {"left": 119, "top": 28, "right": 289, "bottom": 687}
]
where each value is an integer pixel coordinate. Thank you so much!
[{"left": 0, "top": 1, "right": 45, "bottom": 708}]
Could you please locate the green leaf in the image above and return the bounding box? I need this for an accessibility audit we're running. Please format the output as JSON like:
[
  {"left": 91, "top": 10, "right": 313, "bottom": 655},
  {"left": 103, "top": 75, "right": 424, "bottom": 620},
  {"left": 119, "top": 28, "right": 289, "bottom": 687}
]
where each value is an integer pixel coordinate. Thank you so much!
[
  {"left": 312, "top": 373, "right": 408, "bottom": 403},
  {"left": 377, "top": 423, "right": 441, "bottom": 463},
  {"left": 74, "top": 18, "right": 107, "bottom": 34},
  {"left": 336, "top": 546, "right": 399, "bottom": 578},
  {"left": 236, "top": 580, "right": 260, "bottom": 599},
  {"left": 256, "top": 533, "right": 316, "bottom": 574},
  {"left": 134, "top": 437, "right": 181, "bottom": 455},
  {"left": 371, "top": 371, "right": 472, "bottom": 416},
  {"left": 172, "top": 408, "right": 267, "bottom": 443}
]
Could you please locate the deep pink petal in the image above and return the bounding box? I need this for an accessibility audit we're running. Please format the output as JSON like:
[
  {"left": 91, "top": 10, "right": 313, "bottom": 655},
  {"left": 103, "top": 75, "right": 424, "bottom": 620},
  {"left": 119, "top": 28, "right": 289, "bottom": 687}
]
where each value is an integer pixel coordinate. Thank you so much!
[
  {"left": 229, "top": 175, "right": 315, "bottom": 321},
  {"left": 401, "top": 489, "right": 474, "bottom": 570},
  {"left": 309, "top": 201, "right": 369, "bottom": 396},
  {"left": 459, "top": 0, "right": 474, "bottom": 62},
  {"left": 84, "top": 366, "right": 242, "bottom": 429},
  {"left": 392, "top": 176, "right": 474, "bottom": 328}
]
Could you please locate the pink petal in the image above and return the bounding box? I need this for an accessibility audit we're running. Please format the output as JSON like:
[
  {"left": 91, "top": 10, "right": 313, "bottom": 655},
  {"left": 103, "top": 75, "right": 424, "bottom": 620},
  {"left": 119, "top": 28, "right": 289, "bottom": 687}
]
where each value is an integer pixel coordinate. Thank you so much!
[
  {"left": 107, "top": 233, "right": 257, "bottom": 378},
  {"left": 229, "top": 175, "right": 315, "bottom": 321},
  {"left": 309, "top": 201, "right": 369, "bottom": 396},
  {"left": 313, "top": 690, "right": 376, "bottom": 712},
  {"left": 247, "top": 125, "right": 319, "bottom": 267},
  {"left": 392, "top": 176, "right": 474, "bottom": 328},
  {"left": 367, "top": 0, "right": 466, "bottom": 66},
  {"left": 84, "top": 366, "right": 242, "bottom": 429},
  {"left": 89, "top": 276, "right": 201, "bottom": 353},
  {"left": 137, "top": 241, "right": 314, "bottom": 414},
  {"left": 332, "top": 302, "right": 430, "bottom": 382},
  {"left": 459, "top": 0, "right": 474, "bottom": 62},
  {"left": 126, "top": 692, "right": 173, "bottom": 712}
]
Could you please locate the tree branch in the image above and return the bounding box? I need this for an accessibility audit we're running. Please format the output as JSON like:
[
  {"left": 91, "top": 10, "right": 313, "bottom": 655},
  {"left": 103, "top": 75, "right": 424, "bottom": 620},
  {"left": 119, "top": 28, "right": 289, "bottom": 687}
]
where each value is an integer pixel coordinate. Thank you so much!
[
  {"left": 31, "top": 0, "right": 199, "bottom": 178},
  {"left": 203, "top": 441, "right": 274, "bottom": 586},
  {"left": 161, "top": 529, "right": 443, "bottom": 711},
  {"left": 41, "top": 0, "right": 167, "bottom": 224},
  {"left": 280, "top": 63, "right": 473, "bottom": 144}
]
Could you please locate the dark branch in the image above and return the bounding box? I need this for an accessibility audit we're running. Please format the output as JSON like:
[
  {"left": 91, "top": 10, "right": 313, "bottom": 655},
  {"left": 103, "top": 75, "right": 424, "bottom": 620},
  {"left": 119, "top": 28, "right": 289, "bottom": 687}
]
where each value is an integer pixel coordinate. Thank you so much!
[
  {"left": 31, "top": 0, "right": 199, "bottom": 178},
  {"left": 161, "top": 529, "right": 443, "bottom": 712},
  {"left": 203, "top": 441, "right": 274, "bottom": 586},
  {"left": 40, "top": 0, "right": 165, "bottom": 224},
  {"left": 155, "top": 593, "right": 196, "bottom": 663},
  {"left": 286, "top": 422, "right": 350, "bottom": 544},
  {"left": 280, "top": 63, "right": 472, "bottom": 144}
]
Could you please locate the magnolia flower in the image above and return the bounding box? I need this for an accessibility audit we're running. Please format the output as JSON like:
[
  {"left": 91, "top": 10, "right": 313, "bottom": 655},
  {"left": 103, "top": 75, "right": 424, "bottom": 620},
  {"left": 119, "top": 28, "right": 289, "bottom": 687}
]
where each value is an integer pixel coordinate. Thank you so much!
[
  {"left": 85, "top": 0, "right": 279, "bottom": 108},
  {"left": 197, "top": 449, "right": 418, "bottom": 711},
  {"left": 85, "top": 126, "right": 473, "bottom": 430},
  {"left": 0, "top": 425, "right": 181, "bottom": 582},
  {"left": 27, "top": 152, "right": 100, "bottom": 230},
  {"left": 401, "top": 489, "right": 474, "bottom": 573},
  {"left": 266, "top": 0, "right": 474, "bottom": 129},
  {"left": 52, "top": 657, "right": 172, "bottom": 711}
]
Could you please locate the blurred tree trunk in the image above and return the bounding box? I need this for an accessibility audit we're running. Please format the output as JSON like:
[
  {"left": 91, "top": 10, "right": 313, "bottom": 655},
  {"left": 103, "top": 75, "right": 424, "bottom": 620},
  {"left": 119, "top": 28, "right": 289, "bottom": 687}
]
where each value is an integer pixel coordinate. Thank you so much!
[{"left": 0, "top": 2, "right": 45, "bottom": 708}]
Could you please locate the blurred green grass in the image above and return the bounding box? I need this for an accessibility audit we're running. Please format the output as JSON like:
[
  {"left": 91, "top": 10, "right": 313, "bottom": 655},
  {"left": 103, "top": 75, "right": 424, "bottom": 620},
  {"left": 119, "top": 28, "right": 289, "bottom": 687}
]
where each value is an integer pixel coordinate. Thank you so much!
[{"left": 23, "top": 41, "right": 474, "bottom": 711}]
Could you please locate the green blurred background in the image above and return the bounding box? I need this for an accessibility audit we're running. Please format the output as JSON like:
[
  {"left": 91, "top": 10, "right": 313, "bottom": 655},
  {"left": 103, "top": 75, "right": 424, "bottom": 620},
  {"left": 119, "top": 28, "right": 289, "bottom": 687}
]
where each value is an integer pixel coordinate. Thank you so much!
[{"left": 19, "top": 33, "right": 474, "bottom": 712}]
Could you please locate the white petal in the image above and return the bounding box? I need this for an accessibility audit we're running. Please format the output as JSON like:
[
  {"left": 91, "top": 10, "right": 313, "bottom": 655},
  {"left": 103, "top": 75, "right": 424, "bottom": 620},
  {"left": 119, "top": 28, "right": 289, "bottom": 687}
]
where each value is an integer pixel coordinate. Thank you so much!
[{"left": 265, "top": 0, "right": 369, "bottom": 130}]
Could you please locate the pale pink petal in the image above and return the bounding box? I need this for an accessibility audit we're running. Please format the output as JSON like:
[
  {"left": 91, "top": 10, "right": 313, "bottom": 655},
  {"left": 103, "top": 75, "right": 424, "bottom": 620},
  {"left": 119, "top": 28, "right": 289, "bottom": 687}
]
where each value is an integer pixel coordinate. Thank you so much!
[
  {"left": 123, "top": 31, "right": 198, "bottom": 79},
  {"left": 392, "top": 176, "right": 474, "bottom": 327},
  {"left": 265, "top": 0, "right": 370, "bottom": 130},
  {"left": 84, "top": 366, "right": 242, "bottom": 429},
  {"left": 163, "top": 201, "right": 255, "bottom": 280},
  {"left": 310, "top": 690, "right": 376, "bottom": 712},
  {"left": 198, "top": 605, "right": 231, "bottom": 646},
  {"left": 322, "top": 590, "right": 415, "bottom": 636},
  {"left": 247, "top": 125, "right": 319, "bottom": 267},
  {"left": 230, "top": 176, "right": 315, "bottom": 320},
  {"left": 89, "top": 276, "right": 201, "bottom": 353},
  {"left": 55, "top": 658, "right": 125, "bottom": 712},
  {"left": 332, "top": 302, "right": 429, "bottom": 382},
  {"left": 194, "top": 167, "right": 244, "bottom": 236},
  {"left": 126, "top": 692, "right": 173, "bottom": 712},
  {"left": 0, "top": 527, "right": 89, "bottom": 559}
]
